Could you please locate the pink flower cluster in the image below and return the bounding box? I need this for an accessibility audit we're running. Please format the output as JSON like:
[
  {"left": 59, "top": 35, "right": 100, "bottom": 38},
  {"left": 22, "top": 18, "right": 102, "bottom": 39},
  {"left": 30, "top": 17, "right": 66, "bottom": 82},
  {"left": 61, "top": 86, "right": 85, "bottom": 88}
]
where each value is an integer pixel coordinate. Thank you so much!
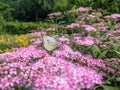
[
  {"left": 106, "top": 29, "right": 120, "bottom": 40},
  {"left": 58, "top": 36, "right": 70, "bottom": 44},
  {"left": 31, "top": 38, "right": 43, "bottom": 45},
  {"left": 77, "top": 7, "right": 91, "bottom": 12},
  {"left": 53, "top": 44, "right": 106, "bottom": 69},
  {"left": 92, "top": 22, "right": 108, "bottom": 32},
  {"left": 82, "top": 25, "right": 96, "bottom": 32},
  {"left": 47, "top": 27, "right": 55, "bottom": 31},
  {"left": 0, "top": 46, "right": 48, "bottom": 62},
  {"left": 73, "top": 34, "right": 100, "bottom": 46},
  {"left": 66, "top": 23, "right": 80, "bottom": 28},
  {"left": 0, "top": 45, "right": 103, "bottom": 89},
  {"left": 104, "top": 14, "right": 120, "bottom": 20}
]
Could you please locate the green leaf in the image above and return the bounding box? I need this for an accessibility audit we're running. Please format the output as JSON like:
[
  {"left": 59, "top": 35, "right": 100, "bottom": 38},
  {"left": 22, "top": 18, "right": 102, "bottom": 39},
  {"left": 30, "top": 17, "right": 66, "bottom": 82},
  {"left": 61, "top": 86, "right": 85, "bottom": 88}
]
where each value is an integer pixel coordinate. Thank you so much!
[
  {"left": 102, "top": 85, "right": 120, "bottom": 90},
  {"left": 92, "top": 44, "right": 101, "bottom": 54},
  {"left": 113, "top": 50, "right": 120, "bottom": 55},
  {"left": 99, "top": 50, "right": 108, "bottom": 58}
]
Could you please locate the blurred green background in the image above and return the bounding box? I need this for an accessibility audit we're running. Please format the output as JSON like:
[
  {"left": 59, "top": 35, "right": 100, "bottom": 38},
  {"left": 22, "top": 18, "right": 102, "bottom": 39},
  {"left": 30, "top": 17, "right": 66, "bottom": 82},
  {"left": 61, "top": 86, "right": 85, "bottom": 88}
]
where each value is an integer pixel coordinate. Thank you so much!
[{"left": 0, "top": 0, "right": 120, "bottom": 34}]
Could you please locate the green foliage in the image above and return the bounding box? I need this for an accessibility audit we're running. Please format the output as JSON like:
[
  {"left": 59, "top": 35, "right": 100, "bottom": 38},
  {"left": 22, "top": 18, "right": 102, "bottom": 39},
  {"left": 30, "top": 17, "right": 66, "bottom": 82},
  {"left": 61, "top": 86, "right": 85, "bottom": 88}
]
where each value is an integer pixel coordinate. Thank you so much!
[
  {"left": 0, "top": 14, "right": 5, "bottom": 29},
  {"left": 0, "top": 1, "right": 13, "bottom": 21},
  {"left": 102, "top": 85, "right": 120, "bottom": 90},
  {"left": 69, "top": 0, "right": 120, "bottom": 14},
  {"left": 4, "top": 0, "right": 56, "bottom": 21},
  {"left": 2, "top": 21, "right": 50, "bottom": 34},
  {"left": 2, "top": 0, "right": 70, "bottom": 21},
  {"left": 1, "top": 0, "right": 120, "bottom": 22},
  {"left": 52, "top": 0, "right": 69, "bottom": 12},
  {"left": 0, "top": 43, "right": 13, "bottom": 51},
  {"left": 63, "top": 9, "right": 79, "bottom": 24},
  {"left": 0, "top": 14, "right": 5, "bottom": 34}
]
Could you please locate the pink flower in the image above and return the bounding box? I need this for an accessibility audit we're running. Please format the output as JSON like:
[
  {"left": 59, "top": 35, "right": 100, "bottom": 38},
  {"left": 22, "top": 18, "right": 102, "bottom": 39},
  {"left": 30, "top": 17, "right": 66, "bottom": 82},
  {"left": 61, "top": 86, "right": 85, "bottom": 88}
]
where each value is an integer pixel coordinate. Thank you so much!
[
  {"left": 77, "top": 7, "right": 91, "bottom": 12},
  {"left": 106, "top": 67, "right": 115, "bottom": 73},
  {"left": 0, "top": 43, "right": 104, "bottom": 89},
  {"left": 82, "top": 25, "right": 96, "bottom": 32},
  {"left": 116, "top": 77, "right": 120, "bottom": 81},
  {"left": 33, "top": 38, "right": 43, "bottom": 45},
  {"left": 73, "top": 34, "right": 100, "bottom": 46},
  {"left": 58, "top": 36, "right": 70, "bottom": 44},
  {"left": 47, "top": 27, "right": 55, "bottom": 31},
  {"left": 9, "top": 68, "right": 17, "bottom": 75},
  {"left": 104, "top": 14, "right": 120, "bottom": 20},
  {"left": 66, "top": 23, "right": 79, "bottom": 28},
  {"left": 83, "top": 36, "right": 99, "bottom": 46}
]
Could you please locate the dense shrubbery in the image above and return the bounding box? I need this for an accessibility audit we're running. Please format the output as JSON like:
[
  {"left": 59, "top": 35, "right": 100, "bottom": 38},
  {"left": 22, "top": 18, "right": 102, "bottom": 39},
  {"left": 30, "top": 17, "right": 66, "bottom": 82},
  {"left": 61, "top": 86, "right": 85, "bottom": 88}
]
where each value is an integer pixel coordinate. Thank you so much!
[
  {"left": 0, "top": 0, "right": 120, "bottom": 89},
  {"left": 0, "top": 1, "right": 13, "bottom": 21},
  {"left": 2, "top": 22, "right": 50, "bottom": 34},
  {"left": 0, "top": 14, "right": 5, "bottom": 30},
  {"left": 68, "top": 0, "right": 120, "bottom": 13},
  {"left": 2, "top": 0, "right": 70, "bottom": 21},
  {"left": 0, "top": 7, "right": 120, "bottom": 90},
  {"left": 2, "top": 0, "right": 120, "bottom": 22}
]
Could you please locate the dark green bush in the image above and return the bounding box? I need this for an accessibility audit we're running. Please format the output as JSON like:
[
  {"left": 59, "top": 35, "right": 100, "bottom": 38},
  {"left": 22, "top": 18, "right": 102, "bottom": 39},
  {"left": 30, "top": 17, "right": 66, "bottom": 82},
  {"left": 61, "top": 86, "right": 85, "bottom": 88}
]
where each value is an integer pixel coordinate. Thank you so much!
[
  {"left": 0, "top": 43, "right": 13, "bottom": 51},
  {"left": 0, "top": 1, "right": 14, "bottom": 21},
  {"left": 3, "top": 22, "right": 37, "bottom": 34},
  {"left": 69, "top": 0, "right": 120, "bottom": 14},
  {"left": 2, "top": 21, "right": 50, "bottom": 34},
  {"left": 0, "top": 14, "right": 5, "bottom": 33},
  {"left": 2, "top": 0, "right": 120, "bottom": 22}
]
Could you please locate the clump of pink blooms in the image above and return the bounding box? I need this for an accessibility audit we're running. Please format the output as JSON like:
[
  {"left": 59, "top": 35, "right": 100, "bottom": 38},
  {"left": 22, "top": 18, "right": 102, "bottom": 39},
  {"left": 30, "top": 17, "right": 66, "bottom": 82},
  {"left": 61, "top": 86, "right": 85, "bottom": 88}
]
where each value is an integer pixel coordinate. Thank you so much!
[
  {"left": 1, "top": 6, "right": 120, "bottom": 90},
  {"left": 92, "top": 22, "right": 108, "bottom": 32},
  {"left": 77, "top": 7, "right": 91, "bottom": 12},
  {"left": 58, "top": 36, "right": 70, "bottom": 44},
  {"left": 106, "top": 29, "right": 120, "bottom": 40},
  {"left": 115, "top": 23, "right": 120, "bottom": 29},
  {"left": 31, "top": 38, "right": 43, "bottom": 45},
  {"left": 53, "top": 44, "right": 106, "bottom": 69},
  {"left": 66, "top": 23, "right": 80, "bottom": 28},
  {"left": 47, "top": 27, "right": 55, "bottom": 31},
  {"left": 0, "top": 45, "right": 103, "bottom": 89},
  {"left": 82, "top": 25, "right": 97, "bottom": 32},
  {"left": 73, "top": 34, "right": 100, "bottom": 46},
  {"left": 104, "top": 14, "right": 120, "bottom": 20}
]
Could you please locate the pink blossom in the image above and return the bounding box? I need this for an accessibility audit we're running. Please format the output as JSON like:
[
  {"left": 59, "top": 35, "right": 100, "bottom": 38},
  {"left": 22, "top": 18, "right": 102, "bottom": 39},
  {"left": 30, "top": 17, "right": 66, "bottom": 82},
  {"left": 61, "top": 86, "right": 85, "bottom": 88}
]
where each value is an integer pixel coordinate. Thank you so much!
[
  {"left": 77, "top": 7, "right": 91, "bottom": 12},
  {"left": 32, "top": 38, "right": 43, "bottom": 45},
  {"left": 58, "top": 36, "right": 70, "bottom": 44},
  {"left": 104, "top": 14, "right": 120, "bottom": 20},
  {"left": 82, "top": 25, "right": 96, "bottom": 32},
  {"left": 0, "top": 44, "right": 103, "bottom": 89},
  {"left": 73, "top": 34, "right": 100, "bottom": 46},
  {"left": 66, "top": 23, "right": 79, "bottom": 28},
  {"left": 47, "top": 27, "right": 55, "bottom": 31},
  {"left": 83, "top": 36, "right": 98, "bottom": 46},
  {"left": 116, "top": 77, "right": 120, "bottom": 81}
]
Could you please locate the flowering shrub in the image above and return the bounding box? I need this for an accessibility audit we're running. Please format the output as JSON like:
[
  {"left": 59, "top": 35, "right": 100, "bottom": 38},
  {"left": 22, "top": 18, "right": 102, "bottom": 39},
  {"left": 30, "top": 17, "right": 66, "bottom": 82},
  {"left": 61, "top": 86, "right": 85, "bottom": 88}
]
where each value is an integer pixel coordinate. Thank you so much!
[
  {"left": 73, "top": 34, "right": 99, "bottom": 46},
  {"left": 66, "top": 23, "right": 80, "bottom": 28},
  {"left": 0, "top": 7, "right": 120, "bottom": 90},
  {"left": 0, "top": 45, "right": 103, "bottom": 90},
  {"left": 104, "top": 14, "right": 120, "bottom": 20},
  {"left": 77, "top": 7, "right": 91, "bottom": 12}
]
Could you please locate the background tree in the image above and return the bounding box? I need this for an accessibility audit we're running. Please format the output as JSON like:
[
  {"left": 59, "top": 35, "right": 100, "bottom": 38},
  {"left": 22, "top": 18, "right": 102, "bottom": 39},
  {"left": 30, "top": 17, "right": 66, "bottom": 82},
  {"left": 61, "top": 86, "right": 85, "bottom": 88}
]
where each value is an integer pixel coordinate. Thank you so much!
[
  {"left": 5, "top": 0, "right": 56, "bottom": 21},
  {"left": 0, "top": 1, "right": 13, "bottom": 21}
]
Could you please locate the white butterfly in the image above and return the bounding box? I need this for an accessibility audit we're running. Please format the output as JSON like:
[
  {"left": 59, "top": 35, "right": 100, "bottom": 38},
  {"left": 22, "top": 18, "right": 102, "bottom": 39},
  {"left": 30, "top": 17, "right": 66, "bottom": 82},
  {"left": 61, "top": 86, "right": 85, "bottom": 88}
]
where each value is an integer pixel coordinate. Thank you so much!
[{"left": 43, "top": 36, "right": 61, "bottom": 51}]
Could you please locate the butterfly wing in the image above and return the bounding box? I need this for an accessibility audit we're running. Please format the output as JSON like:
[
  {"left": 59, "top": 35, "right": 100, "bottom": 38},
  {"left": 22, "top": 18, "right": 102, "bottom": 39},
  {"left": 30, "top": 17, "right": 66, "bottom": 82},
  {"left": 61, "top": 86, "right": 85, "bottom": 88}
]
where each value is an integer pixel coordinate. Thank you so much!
[
  {"left": 43, "top": 36, "right": 57, "bottom": 43},
  {"left": 43, "top": 36, "right": 60, "bottom": 51},
  {"left": 44, "top": 42, "right": 59, "bottom": 51}
]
